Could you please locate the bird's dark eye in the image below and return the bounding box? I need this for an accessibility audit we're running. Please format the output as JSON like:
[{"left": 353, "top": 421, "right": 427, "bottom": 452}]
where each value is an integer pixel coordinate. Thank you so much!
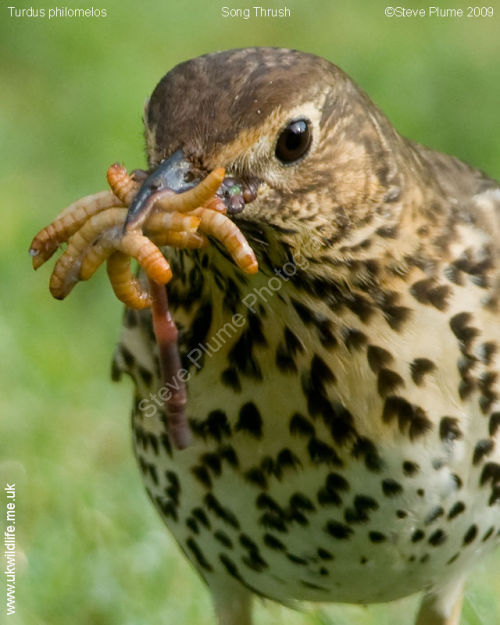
[{"left": 275, "top": 119, "right": 312, "bottom": 164}]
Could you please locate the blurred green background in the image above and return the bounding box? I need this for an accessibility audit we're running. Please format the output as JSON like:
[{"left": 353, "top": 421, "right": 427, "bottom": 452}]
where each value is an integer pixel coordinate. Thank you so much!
[{"left": 0, "top": 0, "right": 499, "bottom": 623}]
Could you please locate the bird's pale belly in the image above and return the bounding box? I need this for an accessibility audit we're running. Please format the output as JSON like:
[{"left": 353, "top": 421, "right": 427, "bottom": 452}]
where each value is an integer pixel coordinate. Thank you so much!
[{"left": 120, "top": 273, "right": 499, "bottom": 605}]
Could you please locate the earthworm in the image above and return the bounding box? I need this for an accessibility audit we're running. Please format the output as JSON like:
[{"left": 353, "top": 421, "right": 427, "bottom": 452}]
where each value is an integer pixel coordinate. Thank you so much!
[
  {"left": 148, "top": 279, "right": 190, "bottom": 449},
  {"left": 106, "top": 252, "right": 151, "bottom": 309},
  {"left": 193, "top": 208, "right": 259, "bottom": 274},
  {"left": 29, "top": 190, "right": 123, "bottom": 269}
]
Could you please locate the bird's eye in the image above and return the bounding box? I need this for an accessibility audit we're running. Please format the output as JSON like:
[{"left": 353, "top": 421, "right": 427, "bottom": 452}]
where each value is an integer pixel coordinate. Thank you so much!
[{"left": 275, "top": 119, "right": 312, "bottom": 164}]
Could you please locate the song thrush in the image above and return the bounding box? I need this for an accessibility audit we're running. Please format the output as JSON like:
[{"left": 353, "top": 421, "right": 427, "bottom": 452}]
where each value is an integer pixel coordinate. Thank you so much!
[{"left": 112, "top": 48, "right": 500, "bottom": 625}]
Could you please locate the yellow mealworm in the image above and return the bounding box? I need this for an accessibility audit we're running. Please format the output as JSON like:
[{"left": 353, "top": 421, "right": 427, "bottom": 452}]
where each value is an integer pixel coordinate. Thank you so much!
[
  {"left": 193, "top": 208, "right": 259, "bottom": 274},
  {"left": 149, "top": 230, "right": 209, "bottom": 249},
  {"left": 79, "top": 236, "right": 116, "bottom": 281},
  {"left": 116, "top": 233, "right": 173, "bottom": 285},
  {"left": 154, "top": 167, "right": 225, "bottom": 213},
  {"left": 145, "top": 212, "right": 201, "bottom": 233},
  {"left": 107, "top": 252, "right": 151, "bottom": 309},
  {"left": 106, "top": 163, "right": 142, "bottom": 206},
  {"left": 29, "top": 190, "right": 123, "bottom": 269},
  {"left": 49, "top": 208, "right": 127, "bottom": 299}
]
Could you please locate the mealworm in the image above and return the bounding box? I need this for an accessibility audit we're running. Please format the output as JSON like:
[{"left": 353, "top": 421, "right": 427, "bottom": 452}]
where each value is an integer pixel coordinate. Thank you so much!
[
  {"left": 145, "top": 212, "right": 201, "bottom": 233},
  {"left": 152, "top": 167, "right": 226, "bottom": 214},
  {"left": 116, "top": 233, "right": 173, "bottom": 285},
  {"left": 106, "top": 163, "right": 142, "bottom": 206},
  {"left": 29, "top": 190, "right": 123, "bottom": 269},
  {"left": 107, "top": 252, "right": 151, "bottom": 309},
  {"left": 149, "top": 230, "right": 209, "bottom": 249},
  {"left": 193, "top": 208, "right": 259, "bottom": 274},
  {"left": 49, "top": 208, "right": 128, "bottom": 299}
]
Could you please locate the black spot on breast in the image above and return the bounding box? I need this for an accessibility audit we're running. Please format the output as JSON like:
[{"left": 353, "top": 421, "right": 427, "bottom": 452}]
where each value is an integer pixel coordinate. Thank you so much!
[
  {"left": 425, "top": 506, "right": 444, "bottom": 525},
  {"left": 352, "top": 437, "right": 384, "bottom": 472},
  {"left": 259, "top": 512, "right": 287, "bottom": 533},
  {"left": 311, "top": 354, "right": 336, "bottom": 389},
  {"left": 412, "top": 530, "right": 425, "bottom": 543},
  {"left": 346, "top": 293, "right": 374, "bottom": 323},
  {"left": 228, "top": 329, "right": 263, "bottom": 380},
  {"left": 256, "top": 493, "right": 284, "bottom": 515},
  {"left": 286, "top": 553, "right": 308, "bottom": 565},
  {"left": 138, "top": 365, "right": 153, "bottom": 387},
  {"left": 119, "top": 345, "right": 135, "bottom": 368},
  {"left": 479, "top": 462, "right": 500, "bottom": 486},
  {"left": 428, "top": 529, "right": 447, "bottom": 546},
  {"left": 204, "top": 493, "right": 240, "bottom": 529},
  {"left": 403, "top": 461, "right": 419, "bottom": 476},
  {"left": 220, "top": 367, "right": 242, "bottom": 392},
  {"left": 236, "top": 402, "right": 263, "bottom": 439},
  {"left": 277, "top": 448, "right": 302, "bottom": 473},
  {"left": 383, "top": 305, "right": 412, "bottom": 331},
  {"left": 317, "top": 548, "right": 334, "bottom": 560},
  {"left": 382, "top": 479, "right": 403, "bottom": 497},
  {"left": 289, "top": 412, "right": 315, "bottom": 437},
  {"left": 410, "top": 359, "right": 436, "bottom": 385},
  {"left": 244, "top": 467, "right": 268, "bottom": 489},
  {"left": 473, "top": 439, "right": 495, "bottom": 465},
  {"left": 410, "top": 279, "right": 451, "bottom": 311},
  {"left": 447, "top": 501, "right": 466, "bottom": 520},
  {"left": 155, "top": 496, "right": 178, "bottom": 522},
  {"left": 186, "top": 517, "right": 199, "bottom": 534},
  {"left": 439, "top": 417, "right": 463, "bottom": 443},
  {"left": 376, "top": 224, "right": 398, "bottom": 238},
  {"left": 396, "top": 510, "right": 407, "bottom": 519},
  {"left": 191, "top": 465, "right": 212, "bottom": 489},
  {"left": 382, "top": 396, "right": 433, "bottom": 439},
  {"left": 449, "top": 312, "right": 479, "bottom": 350},
  {"left": 463, "top": 524, "right": 478, "bottom": 545},
  {"left": 482, "top": 527, "right": 495, "bottom": 542},
  {"left": 377, "top": 369, "right": 405, "bottom": 397},
  {"left": 192, "top": 507, "right": 210, "bottom": 529},
  {"left": 185, "top": 302, "right": 213, "bottom": 357},
  {"left": 219, "top": 444, "right": 239, "bottom": 468},
  {"left": 344, "top": 495, "right": 379, "bottom": 524},
  {"left": 275, "top": 344, "right": 298, "bottom": 373},
  {"left": 325, "top": 520, "right": 353, "bottom": 540},
  {"left": 186, "top": 537, "right": 213, "bottom": 571},
  {"left": 489, "top": 413, "right": 500, "bottom": 436},
  {"left": 263, "top": 533, "right": 285, "bottom": 550},
  {"left": 214, "top": 529, "right": 233, "bottom": 548},
  {"left": 479, "top": 341, "right": 497, "bottom": 365},
  {"left": 308, "top": 438, "right": 342, "bottom": 466},
  {"left": 290, "top": 493, "right": 315, "bottom": 511},
  {"left": 201, "top": 452, "right": 222, "bottom": 476},
  {"left": 342, "top": 328, "right": 367, "bottom": 351},
  {"left": 368, "top": 531, "right": 386, "bottom": 543},
  {"left": 219, "top": 553, "right": 242, "bottom": 580},
  {"left": 367, "top": 345, "right": 394, "bottom": 373}
]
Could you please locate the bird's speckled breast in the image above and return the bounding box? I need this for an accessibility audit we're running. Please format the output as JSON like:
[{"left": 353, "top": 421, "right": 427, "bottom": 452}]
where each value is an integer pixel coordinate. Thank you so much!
[{"left": 114, "top": 236, "right": 500, "bottom": 605}]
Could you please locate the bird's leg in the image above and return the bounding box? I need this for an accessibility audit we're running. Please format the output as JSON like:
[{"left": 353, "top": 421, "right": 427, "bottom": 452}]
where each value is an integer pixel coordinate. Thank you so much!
[
  {"left": 415, "top": 578, "right": 465, "bottom": 625},
  {"left": 210, "top": 580, "right": 253, "bottom": 625}
]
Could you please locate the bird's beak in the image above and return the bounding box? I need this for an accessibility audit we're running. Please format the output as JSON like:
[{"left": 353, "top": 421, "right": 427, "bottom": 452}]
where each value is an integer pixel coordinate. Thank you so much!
[{"left": 124, "top": 149, "right": 197, "bottom": 230}]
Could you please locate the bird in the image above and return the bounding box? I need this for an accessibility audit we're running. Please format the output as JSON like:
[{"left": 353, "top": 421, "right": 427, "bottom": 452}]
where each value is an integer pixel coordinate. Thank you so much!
[{"left": 111, "top": 47, "right": 500, "bottom": 625}]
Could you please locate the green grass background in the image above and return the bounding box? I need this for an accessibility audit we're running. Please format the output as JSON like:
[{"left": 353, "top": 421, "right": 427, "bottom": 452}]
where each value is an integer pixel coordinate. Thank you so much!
[{"left": 0, "top": 0, "right": 499, "bottom": 623}]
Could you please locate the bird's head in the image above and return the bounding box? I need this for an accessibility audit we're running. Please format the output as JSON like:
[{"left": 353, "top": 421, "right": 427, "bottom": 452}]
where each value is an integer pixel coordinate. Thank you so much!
[{"left": 131, "top": 48, "right": 429, "bottom": 272}]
